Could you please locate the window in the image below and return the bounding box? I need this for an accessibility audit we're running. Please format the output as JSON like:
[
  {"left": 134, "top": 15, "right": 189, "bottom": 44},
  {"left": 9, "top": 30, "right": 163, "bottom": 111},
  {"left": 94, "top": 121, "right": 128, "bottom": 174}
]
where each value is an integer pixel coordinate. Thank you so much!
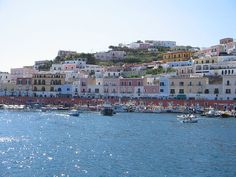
[
  {"left": 129, "top": 81, "right": 132, "bottom": 86},
  {"left": 138, "top": 81, "right": 141, "bottom": 86},
  {"left": 50, "top": 87, "right": 54, "bottom": 91},
  {"left": 160, "top": 82, "right": 165, "bottom": 86},
  {"left": 34, "top": 87, "right": 37, "bottom": 91},
  {"left": 42, "top": 87, "right": 45, "bottom": 91},
  {"left": 204, "top": 89, "right": 209, "bottom": 94},
  {"left": 226, "top": 80, "right": 230, "bottom": 86},
  {"left": 58, "top": 88, "right": 61, "bottom": 92},
  {"left": 170, "top": 89, "right": 175, "bottom": 94},
  {"left": 42, "top": 80, "right": 45, "bottom": 85},
  {"left": 214, "top": 88, "right": 219, "bottom": 94},
  {"left": 160, "top": 89, "right": 164, "bottom": 92},
  {"left": 179, "top": 89, "right": 184, "bottom": 94},
  {"left": 189, "top": 82, "right": 192, "bottom": 86},
  {"left": 67, "top": 88, "right": 70, "bottom": 91},
  {"left": 179, "top": 82, "right": 184, "bottom": 86},
  {"left": 95, "top": 88, "right": 99, "bottom": 93},
  {"left": 171, "top": 82, "right": 174, "bottom": 86},
  {"left": 226, "top": 89, "right": 231, "bottom": 94}
]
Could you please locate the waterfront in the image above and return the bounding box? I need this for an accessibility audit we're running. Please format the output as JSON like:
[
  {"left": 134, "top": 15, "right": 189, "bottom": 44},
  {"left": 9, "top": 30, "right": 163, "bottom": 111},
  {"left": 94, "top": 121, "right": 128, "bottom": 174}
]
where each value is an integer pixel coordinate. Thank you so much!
[{"left": 0, "top": 111, "right": 236, "bottom": 177}]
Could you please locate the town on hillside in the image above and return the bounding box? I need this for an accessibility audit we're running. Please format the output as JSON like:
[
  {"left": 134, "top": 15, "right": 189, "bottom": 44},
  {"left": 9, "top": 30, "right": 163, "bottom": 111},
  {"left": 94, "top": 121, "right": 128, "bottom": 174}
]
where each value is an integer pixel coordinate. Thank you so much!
[{"left": 1, "top": 37, "right": 236, "bottom": 102}]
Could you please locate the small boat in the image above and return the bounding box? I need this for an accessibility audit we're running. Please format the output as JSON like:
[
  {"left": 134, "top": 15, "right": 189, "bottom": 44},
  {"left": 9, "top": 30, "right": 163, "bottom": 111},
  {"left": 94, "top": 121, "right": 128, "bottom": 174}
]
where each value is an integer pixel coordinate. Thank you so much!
[
  {"left": 177, "top": 114, "right": 198, "bottom": 123},
  {"left": 68, "top": 109, "right": 80, "bottom": 116},
  {"left": 181, "top": 118, "right": 198, "bottom": 123},
  {"left": 101, "top": 102, "right": 114, "bottom": 116}
]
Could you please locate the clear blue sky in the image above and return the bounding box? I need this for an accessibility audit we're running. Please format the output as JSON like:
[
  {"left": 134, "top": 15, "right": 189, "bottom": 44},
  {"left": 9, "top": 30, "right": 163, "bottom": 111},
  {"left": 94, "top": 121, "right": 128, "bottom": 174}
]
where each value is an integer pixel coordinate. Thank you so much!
[{"left": 0, "top": 0, "right": 235, "bottom": 72}]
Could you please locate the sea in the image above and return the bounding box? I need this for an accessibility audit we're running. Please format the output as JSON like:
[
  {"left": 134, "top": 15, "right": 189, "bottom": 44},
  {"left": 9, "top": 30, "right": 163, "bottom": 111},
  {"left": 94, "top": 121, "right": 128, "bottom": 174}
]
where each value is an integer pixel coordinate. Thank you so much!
[{"left": 0, "top": 110, "right": 236, "bottom": 177}]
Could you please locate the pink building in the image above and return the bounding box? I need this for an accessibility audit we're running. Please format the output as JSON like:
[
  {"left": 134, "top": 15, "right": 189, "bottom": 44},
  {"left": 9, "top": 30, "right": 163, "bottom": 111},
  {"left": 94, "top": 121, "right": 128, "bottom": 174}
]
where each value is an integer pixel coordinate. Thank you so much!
[
  {"left": 80, "top": 78, "right": 88, "bottom": 96},
  {"left": 103, "top": 78, "right": 120, "bottom": 97},
  {"left": 63, "top": 64, "right": 78, "bottom": 71},
  {"left": 119, "top": 78, "right": 144, "bottom": 97},
  {"left": 11, "top": 66, "right": 35, "bottom": 83}
]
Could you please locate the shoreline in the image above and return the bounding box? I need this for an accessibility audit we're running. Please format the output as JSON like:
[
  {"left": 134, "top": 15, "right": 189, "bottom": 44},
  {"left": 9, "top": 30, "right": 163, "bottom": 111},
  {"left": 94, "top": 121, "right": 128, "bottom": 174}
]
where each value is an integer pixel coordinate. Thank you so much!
[{"left": 0, "top": 96, "right": 235, "bottom": 110}]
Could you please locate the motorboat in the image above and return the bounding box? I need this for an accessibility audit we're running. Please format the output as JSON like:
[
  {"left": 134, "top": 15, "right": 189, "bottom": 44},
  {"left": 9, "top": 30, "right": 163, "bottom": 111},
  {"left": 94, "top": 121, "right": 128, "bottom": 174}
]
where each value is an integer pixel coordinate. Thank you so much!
[
  {"left": 101, "top": 102, "right": 114, "bottom": 116},
  {"left": 68, "top": 109, "right": 80, "bottom": 116},
  {"left": 177, "top": 114, "right": 198, "bottom": 123}
]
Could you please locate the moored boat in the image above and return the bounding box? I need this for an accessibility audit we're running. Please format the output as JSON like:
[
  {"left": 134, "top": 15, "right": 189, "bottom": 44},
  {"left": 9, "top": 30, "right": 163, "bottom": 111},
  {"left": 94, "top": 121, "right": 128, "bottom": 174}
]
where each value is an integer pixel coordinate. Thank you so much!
[{"left": 101, "top": 102, "right": 114, "bottom": 116}]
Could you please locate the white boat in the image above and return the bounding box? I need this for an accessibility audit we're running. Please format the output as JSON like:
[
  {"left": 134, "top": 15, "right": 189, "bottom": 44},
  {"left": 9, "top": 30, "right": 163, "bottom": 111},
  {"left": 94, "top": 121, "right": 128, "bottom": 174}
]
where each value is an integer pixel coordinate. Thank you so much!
[
  {"left": 68, "top": 109, "right": 80, "bottom": 116},
  {"left": 177, "top": 114, "right": 198, "bottom": 123},
  {"left": 177, "top": 114, "right": 197, "bottom": 119}
]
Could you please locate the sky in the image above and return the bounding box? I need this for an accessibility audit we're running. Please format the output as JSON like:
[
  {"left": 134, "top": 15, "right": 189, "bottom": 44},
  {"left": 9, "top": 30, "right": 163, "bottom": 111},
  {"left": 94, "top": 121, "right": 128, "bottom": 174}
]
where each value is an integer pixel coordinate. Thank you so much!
[{"left": 0, "top": 0, "right": 236, "bottom": 72}]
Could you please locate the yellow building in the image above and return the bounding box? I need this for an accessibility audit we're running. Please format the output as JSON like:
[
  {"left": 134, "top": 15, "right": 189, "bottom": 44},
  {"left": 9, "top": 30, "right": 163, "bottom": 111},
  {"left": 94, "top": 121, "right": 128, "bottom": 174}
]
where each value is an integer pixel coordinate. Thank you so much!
[
  {"left": 162, "top": 51, "right": 194, "bottom": 62},
  {"left": 32, "top": 72, "right": 66, "bottom": 93},
  {"left": 169, "top": 75, "right": 209, "bottom": 99},
  {"left": 194, "top": 56, "right": 218, "bottom": 64}
]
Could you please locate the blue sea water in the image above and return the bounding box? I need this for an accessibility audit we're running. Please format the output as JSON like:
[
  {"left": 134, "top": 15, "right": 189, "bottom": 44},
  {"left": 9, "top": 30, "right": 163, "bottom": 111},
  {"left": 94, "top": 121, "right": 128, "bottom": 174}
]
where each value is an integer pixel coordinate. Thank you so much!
[{"left": 0, "top": 110, "right": 236, "bottom": 177}]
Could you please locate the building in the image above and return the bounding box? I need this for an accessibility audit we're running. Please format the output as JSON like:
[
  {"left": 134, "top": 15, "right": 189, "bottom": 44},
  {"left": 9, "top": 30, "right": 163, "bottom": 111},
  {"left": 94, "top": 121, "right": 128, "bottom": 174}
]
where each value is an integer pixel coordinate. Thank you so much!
[
  {"left": 0, "top": 72, "right": 11, "bottom": 84},
  {"left": 145, "top": 40, "right": 176, "bottom": 48},
  {"left": 220, "top": 38, "right": 234, "bottom": 44},
  {"left": 32, "top": 72, "right": 66, "bottom": 97},
  {"left": 119, "top": 78, "right": 144, "bottom": 98},
  {"left": 57, "top": 50, "right": 77, "bottom": 57},
  {"left": 162, "top": 51, "right": 194, "bottom": 62},
  {"left": 103, "top": 78, "right": 120, "bottom": 98},
  {"left": 15, "top": 78, "right": 32, "bottom": 96},
  {"left": 143, "top": 76, "right": 159, "bottom": 98},
  {"left": 94, "top": 51, "right": 126, "bottom": 61},
  {"left": 169, "top": 75, "right": 209, "bottom": 100},
  {"left": 222, "top": 75, "right": 236, "bottom": 100},
  {"left": 10, "top": 66, "right": 35, "bottom": 83}
]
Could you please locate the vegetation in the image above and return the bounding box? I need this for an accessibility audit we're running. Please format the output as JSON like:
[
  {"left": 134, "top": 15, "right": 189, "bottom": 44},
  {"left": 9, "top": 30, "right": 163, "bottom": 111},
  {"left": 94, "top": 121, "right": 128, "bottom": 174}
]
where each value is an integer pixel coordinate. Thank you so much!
[
  {"left": 38, "top": 60, "right": 53, "bottom": 71},
  {"left": 146, "top": 66, "right": 176, "bottom": 75}
]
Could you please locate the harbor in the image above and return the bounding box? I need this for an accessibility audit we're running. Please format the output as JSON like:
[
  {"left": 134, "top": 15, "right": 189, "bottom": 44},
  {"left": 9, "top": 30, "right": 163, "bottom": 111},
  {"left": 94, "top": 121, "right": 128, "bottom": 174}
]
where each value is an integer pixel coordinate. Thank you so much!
[{"left": 0, "top": 110, "right": 236, "bottom": 176}]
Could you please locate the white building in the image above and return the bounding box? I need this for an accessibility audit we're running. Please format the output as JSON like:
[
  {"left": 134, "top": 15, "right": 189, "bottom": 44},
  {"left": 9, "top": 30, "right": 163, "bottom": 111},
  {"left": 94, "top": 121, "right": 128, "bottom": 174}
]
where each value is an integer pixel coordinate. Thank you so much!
[
  {"left": 0, "top": 72, "right": 11, "bottom": 83},
  {"left": 94, "top": 51, "right": 126, "bottom": 61}
]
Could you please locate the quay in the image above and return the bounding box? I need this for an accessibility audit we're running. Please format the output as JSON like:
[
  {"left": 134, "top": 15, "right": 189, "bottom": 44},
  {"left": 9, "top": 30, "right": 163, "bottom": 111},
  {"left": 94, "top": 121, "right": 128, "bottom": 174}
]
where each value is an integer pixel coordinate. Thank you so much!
[{"left": 0, "top": 96, "right": 236, "bottom": 111}]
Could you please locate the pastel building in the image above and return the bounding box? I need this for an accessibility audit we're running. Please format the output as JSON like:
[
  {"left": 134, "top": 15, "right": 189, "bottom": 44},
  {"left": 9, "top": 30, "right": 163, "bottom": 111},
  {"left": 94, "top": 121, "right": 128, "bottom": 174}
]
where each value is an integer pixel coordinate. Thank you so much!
[
  {"left": 169, "top": 75, "right": 209, "bottom": 100},
  {"left": 103, "top": 78, "right": 120, "bottom": 98},
  {"left": 0, "top": 83, "right": 16, "bottom": 96},
  {"left": 222, "top": 75, "right": 236, "bottom": 100},
  {"left": 86, "top": 78, "right": 104, "bottom": 98},
  {"left": 32, "top": 72, "right": 66, "bottom": 97},
  {"left": 10, "top": 66, "right": 35, "bottom": 83},
  {"left": 15, "top": 78, "right": 32, "bottom": 96},
  {"left": 159, "top": 76, "right": 170, "bottom": 98},
  {"left": 119, "top": 78, "right": 144, "bottom": 98},
  {"left": 143, "top": 76, "right": 159, "bottom": 98},
  {"left": 162, "top": 51, "right": 194, "bottom": 62}
]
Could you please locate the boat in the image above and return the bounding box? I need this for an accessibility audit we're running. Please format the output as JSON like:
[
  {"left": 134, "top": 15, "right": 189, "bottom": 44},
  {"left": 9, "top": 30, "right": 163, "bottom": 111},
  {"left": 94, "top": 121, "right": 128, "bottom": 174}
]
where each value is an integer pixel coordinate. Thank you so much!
[
  {"left": 68, "top": 109, "right": 80, "bottom": 116},
  {"left": 220, "top": 111, "right": 233, "bottom": 118},
  {"left": 177, "top": 114, "right": 198, "bottom": 123},
  {"left": 181, "top": 118, "right": 198, "bottom": 123},
  {"left": 101, "top": 102, "right": 114, "bottom": 116},
  {"left": 113, "top": 104, "right": 128, "bottom": 113}
]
